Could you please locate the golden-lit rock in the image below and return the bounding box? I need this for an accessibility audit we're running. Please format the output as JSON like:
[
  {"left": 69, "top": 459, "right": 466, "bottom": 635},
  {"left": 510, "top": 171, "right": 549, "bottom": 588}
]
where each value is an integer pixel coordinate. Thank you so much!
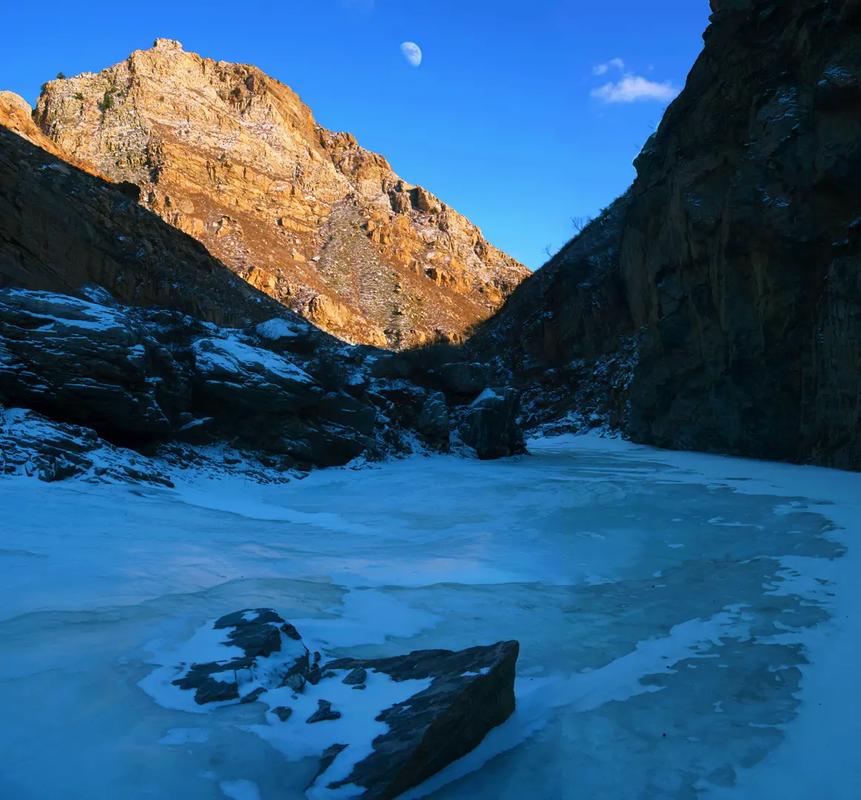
[{"left": 33, "top": 40, "right": 529, "bottom": 348}]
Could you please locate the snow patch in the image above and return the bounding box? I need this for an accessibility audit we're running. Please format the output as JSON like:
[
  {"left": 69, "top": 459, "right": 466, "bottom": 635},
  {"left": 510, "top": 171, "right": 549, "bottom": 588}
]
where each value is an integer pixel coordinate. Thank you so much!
[
  {"left": 255, "top": 317, "right": 306, "bottom": 340},
  {"left": 193, "top": 335, "right": 314, "bottom": 384}
]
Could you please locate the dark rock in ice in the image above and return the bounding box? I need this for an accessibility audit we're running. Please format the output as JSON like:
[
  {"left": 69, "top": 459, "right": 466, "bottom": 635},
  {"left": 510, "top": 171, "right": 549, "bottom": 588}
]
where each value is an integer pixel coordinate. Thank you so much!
[
  {"left": 306, "top": 699, "right": 341, "bottom": 724},
  {"left": 213, "top": 608, "right": 283, "bottom": 630},
  {"left": 308, "top": 743, "right": 348, "bottom": 790},
  {"left": 171, "top": 608, "right": 310, "bottom": 706},
  {"left": 175, "top": 664, "right": 242, "bottom": 705},
  {"left": 342, "top": 667, "right": 367, "bottom": 685},
  {"left": 161, "top": 609, "right": 519, "bottom": 798},
  {"left": 323, "top": 640, "right": 519, "bottom": 799},
  {"left": 459, "top": 387, "right": 525, "bottom": 459},
  {"left": 240, "top": 686, "right": 266, "bottom": 704},
  {"left": 282, "top": 622, "right": 302, "bottom": 641},
  {"left": 281, "top": 672, "right": 306, "bottom": 692},
  {"left": 214, "top": 608, "right": 284, "bottom": 659},
  {"left": 306, "top": 663, "right": 323, "bottom": 685}
]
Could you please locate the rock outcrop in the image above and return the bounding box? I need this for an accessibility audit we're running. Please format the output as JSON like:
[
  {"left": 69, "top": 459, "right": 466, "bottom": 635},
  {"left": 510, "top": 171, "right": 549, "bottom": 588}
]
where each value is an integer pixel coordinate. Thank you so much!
[
  {"left": 145, "top": 608, "right": 518, "bottom": 800},
  {"left": 31, "top": 38, "right": 528, "bottom": 349},
  {"left": 471, "top": 0, "right": 861, "bottom": 470},
  {"left": 0, "top": 288, "right": 370, "bottom": 468},
  {"left": 0, "top": 91, "right": 114, "bottom": 182},
  {"left": 0, "top": 124, "right": 280, "bottom": 326},
  {"left": 0, "top": 91, "right": 67, "bottom": 160},
  {"left": 459, "top": 387, "right": 525, "bottom": 460},
  {"left": 0, "top": 125, "right": 526, "bottom": 477},
  {"left": 0, "top": 407, "right": 174, "bottom": 485}
]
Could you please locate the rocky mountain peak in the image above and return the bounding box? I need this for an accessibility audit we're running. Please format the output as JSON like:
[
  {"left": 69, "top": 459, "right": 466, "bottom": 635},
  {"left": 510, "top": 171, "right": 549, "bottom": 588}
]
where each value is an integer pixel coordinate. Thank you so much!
[
  {"left": 31, "top": 40, "right": 529, "bottom": 349},
  {"left": 0, "top": 91, "right": 62, "bottom": 156},
  {"left": 0, "top": 91, "right": 105, "bottom": 178},
  {"left": 152, "top": 37, "right": 183, "bottom": 51}
]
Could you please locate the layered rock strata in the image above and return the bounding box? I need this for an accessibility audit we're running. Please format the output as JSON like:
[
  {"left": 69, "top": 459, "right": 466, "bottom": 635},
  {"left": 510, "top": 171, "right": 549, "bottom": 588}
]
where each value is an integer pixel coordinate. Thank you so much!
[{"left": 30, "top": 39, "right": 528, "bottom": 349}]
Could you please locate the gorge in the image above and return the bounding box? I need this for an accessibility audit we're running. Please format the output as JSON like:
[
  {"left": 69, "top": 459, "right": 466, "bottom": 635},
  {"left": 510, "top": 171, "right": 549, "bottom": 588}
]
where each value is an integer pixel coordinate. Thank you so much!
[{"left": 1, "top": 2, "right": 860, "bottom": 799}]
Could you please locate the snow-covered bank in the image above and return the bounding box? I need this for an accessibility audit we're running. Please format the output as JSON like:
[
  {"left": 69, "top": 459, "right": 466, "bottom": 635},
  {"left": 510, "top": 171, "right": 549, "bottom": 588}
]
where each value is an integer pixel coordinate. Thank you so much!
[{"left": 0, "top": 433, "right": 859, "bottom": 798}]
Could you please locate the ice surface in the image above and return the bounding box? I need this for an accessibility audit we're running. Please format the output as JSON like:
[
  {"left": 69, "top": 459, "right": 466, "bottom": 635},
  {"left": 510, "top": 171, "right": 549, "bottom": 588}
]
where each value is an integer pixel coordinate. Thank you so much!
[
  {"left": 159, "top": 727, "right": 211, "bottom": 745},
  {"left": 0, "top": 433, "right": 859, "bottom": 798},
  {"left": 219, "top": 779, "right": 262, "bottom": 800}
]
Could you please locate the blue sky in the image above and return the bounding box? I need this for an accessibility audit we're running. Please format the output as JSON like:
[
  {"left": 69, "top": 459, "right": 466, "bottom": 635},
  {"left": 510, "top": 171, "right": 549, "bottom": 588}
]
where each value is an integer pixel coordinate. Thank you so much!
[{"left": 2, "top": 1, "right": 710, "bottom": 268}]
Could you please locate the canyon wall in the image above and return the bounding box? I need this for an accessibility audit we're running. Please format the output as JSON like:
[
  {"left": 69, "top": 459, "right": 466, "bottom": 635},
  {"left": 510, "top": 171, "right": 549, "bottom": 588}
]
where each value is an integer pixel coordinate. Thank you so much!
[{"left": 473, "top": 0, "right": 861, "bottom": 470}]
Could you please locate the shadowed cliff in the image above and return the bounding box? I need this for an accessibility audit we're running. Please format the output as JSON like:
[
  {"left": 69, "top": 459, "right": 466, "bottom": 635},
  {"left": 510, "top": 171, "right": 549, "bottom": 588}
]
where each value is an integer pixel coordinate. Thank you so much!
[{"left": 468, "top": 0, "right": 861, "bottom": 471}]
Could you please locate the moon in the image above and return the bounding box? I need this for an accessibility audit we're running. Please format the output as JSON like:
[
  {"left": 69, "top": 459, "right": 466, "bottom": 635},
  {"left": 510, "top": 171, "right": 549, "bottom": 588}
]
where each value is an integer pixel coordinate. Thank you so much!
[{"left": 400, "top": 41, "right": 422, "bottom": 68}]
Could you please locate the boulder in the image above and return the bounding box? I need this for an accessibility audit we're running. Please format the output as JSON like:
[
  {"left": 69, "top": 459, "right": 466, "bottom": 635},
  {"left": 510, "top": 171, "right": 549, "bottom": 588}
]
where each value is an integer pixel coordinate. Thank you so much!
[
  {"left": 267, "top": 417, "right": 374, "bottom": 468},
  {"left": 170, "top": 609, "right": 310, "bottom": 706},
  {"left": 0, "top": 290, "right": 180, "bottom": 438},
  {"left": 191, "top": 335, "right": 320, "bottom": 413},
  {"left": 150, "top": 609, "right": 519, "bottom": 799},
  {"left": 434, "top": 361, "right": 493, "bottom": 396},
  {"left": 459, "top": 387, "right": 525, "bottom": 459},
  {"left": 0, "top": 288, "right": 389, "bottom": 470},
  {"left": 324, "top": 640, "right": 519, "bottom": 799},
  {"left": 0, "top": 406, "right": 172, "bottom": 485},
  {"left": 306, "top": 699, "right": 342, "bottom": 723},
  {"left": 416, "top": 390, "right": 450, "bottom": 447},
  {"left": 316, "top": 391, "right": 377, "bottom": 437}
]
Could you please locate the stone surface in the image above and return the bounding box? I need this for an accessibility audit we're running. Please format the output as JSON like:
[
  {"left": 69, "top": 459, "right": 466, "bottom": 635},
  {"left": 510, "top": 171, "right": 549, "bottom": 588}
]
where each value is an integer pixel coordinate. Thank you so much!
[
  {"left": 324, "top": 640, "right": 519, "bottom": 799},
  {"left": 470, "top": 0, "right": 861, "bottom": 470},
  {"left": 0, "top": 125, "right": 524, "bottom": 474},
  {"left": 459, "top": 387, "right": 525, "bottom": 460},
  {"left": 342, "top": 667, "right": 367, "bottom": 686},
  {"left": 171, "top": 609, "right": 310, "bottom": 706},
  {"left": 415, "top": 391, "right": 450, "bottom": 447},
  {"left": 0, "top": 91, "right": 103, "bottom": 176},
  {"left": 0, "top": 406, "right": 173, "bottom": 485},
  {"left": 32, "top": 40, "right": 529, "bottom": 349},
  {"left": 434, "top": 361, "right": 494, "bottom": 396},
  {"left": 0, "top": 124, "right": 283, "bottom": 328},
  {"left": 306, "top": 699, "right": 341, "bottom": 724},
  {"left": 0, "top": 287, "right": 378, "bottom": 467},
  {"left": 160, "top": 609, "right": 518, "bottom": 800}
]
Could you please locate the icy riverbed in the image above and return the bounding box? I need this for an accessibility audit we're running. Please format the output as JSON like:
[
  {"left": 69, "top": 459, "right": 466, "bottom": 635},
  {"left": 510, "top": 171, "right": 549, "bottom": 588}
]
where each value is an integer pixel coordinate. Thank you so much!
[{"left": 1, "top": 433, "right": 859, "bottom": 799}]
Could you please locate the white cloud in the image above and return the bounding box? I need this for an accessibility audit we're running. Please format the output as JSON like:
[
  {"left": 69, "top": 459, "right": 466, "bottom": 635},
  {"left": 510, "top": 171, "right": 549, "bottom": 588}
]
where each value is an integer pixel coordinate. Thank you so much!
[
  {"left": 592, "top": 57, "right": 625, "bottom": 76},
  {"left": 591, "top": 74, "right": 678, "bottom": 104}
]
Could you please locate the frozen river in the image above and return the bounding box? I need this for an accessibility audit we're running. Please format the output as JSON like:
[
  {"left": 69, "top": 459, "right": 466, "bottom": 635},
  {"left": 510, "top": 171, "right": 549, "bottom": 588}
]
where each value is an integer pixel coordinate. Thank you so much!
[{"left": 1, "top": 434, "right": 859, "bottom": 799}]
